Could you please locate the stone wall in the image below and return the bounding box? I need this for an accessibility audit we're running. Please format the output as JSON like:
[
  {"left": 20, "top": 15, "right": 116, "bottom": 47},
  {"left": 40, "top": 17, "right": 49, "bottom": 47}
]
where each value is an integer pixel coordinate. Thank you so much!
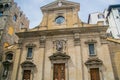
[
  {"left": 0, "top": 0, "right": 29, "bottom": 60},
  {"left": 108, "top": 41, "right": 120, "bottom": 80}
]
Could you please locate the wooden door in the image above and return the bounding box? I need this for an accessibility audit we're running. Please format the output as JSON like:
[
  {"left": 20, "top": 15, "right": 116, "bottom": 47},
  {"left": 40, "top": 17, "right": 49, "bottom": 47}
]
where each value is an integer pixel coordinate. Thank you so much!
[
  {"left": 54, "top": 64, "right": 65, "bottom": 80},
  {"left": 23, "top": 70, "right": 31, "bottom": 80},
  {"left": 90, "top": 68, "right": 100, "bottom": 80}
]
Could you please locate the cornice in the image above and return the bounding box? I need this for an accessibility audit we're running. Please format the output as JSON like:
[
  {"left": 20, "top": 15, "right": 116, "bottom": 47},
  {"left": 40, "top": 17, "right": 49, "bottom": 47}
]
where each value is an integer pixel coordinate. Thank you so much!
[
  {"left": 41, "top": 0, "right": 80, "bottom": 12},
  {"left": 16, "top": 26, "right": 108, "bottom": 38}
]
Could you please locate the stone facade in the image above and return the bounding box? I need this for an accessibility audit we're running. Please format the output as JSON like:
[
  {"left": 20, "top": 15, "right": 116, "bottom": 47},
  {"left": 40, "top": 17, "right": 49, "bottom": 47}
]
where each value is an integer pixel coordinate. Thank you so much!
[
  {"left": 0, "top": 0, "right": 29, "bottom": 61},
  {"left": 0, "top": 0, "right": 116, "bottom": 80}
]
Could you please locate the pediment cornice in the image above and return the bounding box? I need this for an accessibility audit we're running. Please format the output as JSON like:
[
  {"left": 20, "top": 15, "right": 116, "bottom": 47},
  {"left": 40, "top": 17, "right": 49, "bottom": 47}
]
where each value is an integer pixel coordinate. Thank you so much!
[
  {"left": 21, "top": 61, "right": 36, "bottom": 68},
  {"left": 49, "top": 52, "right": 70, "bottom": 61},
  {"left": 85, "top": 57, "right": 103, "bottom": 66},
  {"left": 41, "top": 0, "right": 80, "bottom": 11}
]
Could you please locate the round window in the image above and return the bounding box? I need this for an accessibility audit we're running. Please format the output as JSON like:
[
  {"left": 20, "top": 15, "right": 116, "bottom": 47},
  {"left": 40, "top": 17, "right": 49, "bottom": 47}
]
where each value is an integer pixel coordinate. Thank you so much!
[{"left": 55, "top": 16, "right": 65, "bottom": 24}]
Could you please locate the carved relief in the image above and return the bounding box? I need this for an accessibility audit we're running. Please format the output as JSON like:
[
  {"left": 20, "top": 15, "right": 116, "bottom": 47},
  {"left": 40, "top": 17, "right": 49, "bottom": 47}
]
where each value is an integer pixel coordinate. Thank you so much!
[
  {"left": 53, "top": 40, "right": 67, "bottom": 52},
  {"left": 85, "top": 39, "right": 97, "bottom": 44},
  {"left": 56, "top": 40, "right": 63, "bottom": 51}
]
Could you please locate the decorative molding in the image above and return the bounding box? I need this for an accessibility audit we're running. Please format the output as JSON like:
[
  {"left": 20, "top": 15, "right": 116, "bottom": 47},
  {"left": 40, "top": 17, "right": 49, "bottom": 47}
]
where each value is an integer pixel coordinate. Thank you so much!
[
  {"left": 100, "top": 34, "right": 108, "bottom": 44},
  {"left": 100, "top": 34, "right": 107, "bottom": 39},
  {"left": 16, "top": 26, "right": 107, "bottom": 38},
  {"left": 53, "top": 40, "right": 67, "bottom": 52},
  {"left": 49, "top": 52, "right": 70, "bottom": 61},
  {"left": 85, "top": 57, "right": 103, "bottom": 67},
  {"left": 26, "top": 43, "right": 36, "bottom": 48},
  {"left": 85, "top": 39, "right": 97, "bottom": 44},
  {"left": 41, "top": 0, "right": 80, "bottom": 11},
  {"left": 21, "top": 61, "right": 36, "bottom": 68},
  {"left": 39, "top": 36, "right": 46, "bottom": 48},
  {"left": 53, "top": 40, "right": 66, "bottom": 52},
  {"left": 18, "top": 38, "right": 24, "bottom": 48}
]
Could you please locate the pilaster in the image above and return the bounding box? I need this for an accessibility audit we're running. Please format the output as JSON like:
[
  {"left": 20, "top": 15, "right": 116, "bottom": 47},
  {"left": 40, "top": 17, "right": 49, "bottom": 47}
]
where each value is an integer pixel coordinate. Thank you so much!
[
  {"left": 39, "top": 36, "right": 46, "bottom": 80},
  {"left": 73, "top": 32, "right": 83, "bottom": 80}
]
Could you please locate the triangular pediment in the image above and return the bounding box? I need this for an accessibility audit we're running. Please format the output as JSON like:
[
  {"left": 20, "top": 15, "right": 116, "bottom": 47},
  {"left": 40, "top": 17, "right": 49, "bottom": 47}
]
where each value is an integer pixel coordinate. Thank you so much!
[
  {"left": 49, "top": 52, "right": 70, "bottom": 60},
  {"left": 41, "top": 0, "right": 80, "bottom": 11},
  {"left": 21, "top": 61, "right": 36, "bottom": 68},
  {"left": 85, "top": 58, "right": 103, "bottom": 66}
]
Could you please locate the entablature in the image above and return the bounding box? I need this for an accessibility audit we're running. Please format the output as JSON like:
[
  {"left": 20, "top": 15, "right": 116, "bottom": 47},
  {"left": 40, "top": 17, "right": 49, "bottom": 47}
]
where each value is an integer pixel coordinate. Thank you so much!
[{"left": 16, "top": 26, "right": 108, "bottom": 38}]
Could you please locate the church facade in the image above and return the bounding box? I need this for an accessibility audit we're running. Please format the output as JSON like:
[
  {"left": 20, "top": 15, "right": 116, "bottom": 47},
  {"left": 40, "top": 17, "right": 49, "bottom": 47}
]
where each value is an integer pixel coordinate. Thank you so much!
[{"left": 0, "top": 0, "right": 115, "bottom": 80}]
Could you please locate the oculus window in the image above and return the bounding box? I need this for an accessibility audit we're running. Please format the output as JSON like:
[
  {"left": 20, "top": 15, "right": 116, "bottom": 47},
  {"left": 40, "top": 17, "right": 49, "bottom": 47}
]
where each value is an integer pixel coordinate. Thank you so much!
[{"left": 55, "top": 16, "right": 65, "bottom": 24}]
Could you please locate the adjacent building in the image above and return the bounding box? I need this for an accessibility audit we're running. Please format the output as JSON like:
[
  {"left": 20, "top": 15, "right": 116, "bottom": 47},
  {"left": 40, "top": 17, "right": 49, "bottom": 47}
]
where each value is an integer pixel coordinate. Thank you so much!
[
  {"left": 0, "top": 0, "right": 115, "bottom": 80},
  {"left": 106, "top": 4, "right": 120, "bottom": 39},
  {"left": 0, "top": 0, "right": 29, "bottom": 61},
  {"left": 88, "top": 4, "right": 120, "bottom": 39},
  {"left": 88, "top": 12, "right": 107, "bottom": 25}
]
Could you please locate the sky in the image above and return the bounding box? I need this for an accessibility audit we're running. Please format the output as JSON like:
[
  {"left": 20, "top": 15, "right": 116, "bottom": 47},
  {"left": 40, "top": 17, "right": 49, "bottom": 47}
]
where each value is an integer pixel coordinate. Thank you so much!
[{"left": 14, "top": 0, "right": 119, "bottom": 28}]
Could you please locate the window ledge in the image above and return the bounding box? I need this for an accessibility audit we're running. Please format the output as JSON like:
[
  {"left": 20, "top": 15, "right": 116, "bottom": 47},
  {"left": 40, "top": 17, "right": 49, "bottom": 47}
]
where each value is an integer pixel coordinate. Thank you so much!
[
  {"left": 89, "top": 54, "right": 97, "bottom": 57},
  {"left": 26, "top": 57, "right": 33, "bottom": 60}
]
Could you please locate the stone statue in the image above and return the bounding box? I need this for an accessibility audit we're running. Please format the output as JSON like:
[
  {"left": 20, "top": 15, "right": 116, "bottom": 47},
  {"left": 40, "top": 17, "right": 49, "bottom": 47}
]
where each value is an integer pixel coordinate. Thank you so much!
[
  {"left": 3, "top": 66, "right": 8, "bottom": 78},
  {"left": 56, "top": 40, "right": 63, "bottom": 51}
]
